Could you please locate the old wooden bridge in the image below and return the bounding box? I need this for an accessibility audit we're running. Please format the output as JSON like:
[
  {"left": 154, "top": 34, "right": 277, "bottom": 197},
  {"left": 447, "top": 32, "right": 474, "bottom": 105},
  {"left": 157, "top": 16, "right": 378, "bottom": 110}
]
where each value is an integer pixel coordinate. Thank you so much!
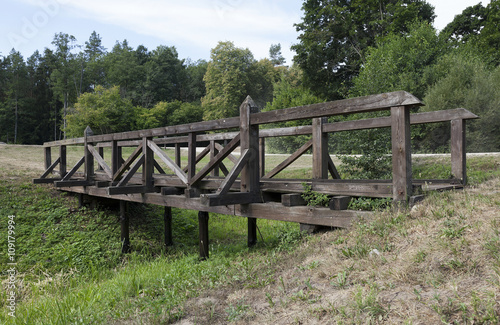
[{"left": 34, "top": 91, "right": 478, "bottom": 258}]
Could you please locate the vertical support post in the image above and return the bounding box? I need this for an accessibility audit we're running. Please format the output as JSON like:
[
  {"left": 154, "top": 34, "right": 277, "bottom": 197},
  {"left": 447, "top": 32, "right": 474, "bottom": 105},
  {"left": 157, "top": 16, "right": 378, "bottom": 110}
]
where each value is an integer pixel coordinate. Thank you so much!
[
  {"left": 312, "top": 117, "right": 328, "bottom": 180},
  {"left": 240, "top": 96, "right": 260, "bottom": 247},
  {"left": 84, "top": 126, "right": 94, "bottom": 181},
  {"left": 59, "top": 145, "right": 67, "bottom": 178},
  {"left": 97, "top": 146, "right": 104, "bottom": 171},
  {"left": 198, "top": 211, "right": 209, "bottom": 260},
  {"left": 175, "top": 143, "right": 182, "bottom": 169},
  {"left": 44, "top": 146, "right": 52, "bottom": 171},
  {"left": 164, "top": 206, "right": 173, "bottom": 247},
  {"left": 259, "top": 137, "right": 266, "bottom": 177},
  {"left": 112, "top": 140, "right": 119, "bottom": 175},
  {"left": 120, "top": 200, "right": 130, "bottom": 253},
  {"left": 451, "top": 119, "right": 467, "bottom": 185},
  {"left": 210, "top": 140, "right": 219, "bottom": 177},
  {"left": 187, "top": 133, "right": 197, "bottom": 181},
  {"left": 143, "top": 137, "right": 154, "bottom": 189},
  {"left": 391, "top": 106, "right": 412, "bottom": 205}
]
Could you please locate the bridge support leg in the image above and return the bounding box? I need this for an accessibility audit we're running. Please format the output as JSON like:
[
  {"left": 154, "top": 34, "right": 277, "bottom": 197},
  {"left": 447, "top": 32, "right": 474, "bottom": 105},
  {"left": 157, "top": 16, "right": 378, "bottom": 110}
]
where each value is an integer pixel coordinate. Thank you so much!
[
  {"left": 164, "top": 206, "right": 173, "bottom": 247},
  {"left": 198, "top": 211, "right": 209, "bottom": 260},
  {"left": 248, "top": 217, "right": 257, "bottom": 247},
  {"left": 120, "top": 201, "right": 130, "bottom": 253}
]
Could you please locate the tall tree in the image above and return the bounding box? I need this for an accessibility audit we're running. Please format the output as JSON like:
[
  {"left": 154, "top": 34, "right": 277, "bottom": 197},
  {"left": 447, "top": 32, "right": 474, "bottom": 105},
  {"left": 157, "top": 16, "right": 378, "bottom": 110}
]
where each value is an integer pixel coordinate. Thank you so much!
[
  {"left": 269, "top": 43, "right": 286, "bottom": 66},
  {"left": 83, "top": 31, "right": 107, "bottom": 91},
  {"left": 292, "top": 0, "right": 435, "bottom": 100},
  {"left": 183, "top": 59, "right": 208, "bottom": 102},
  {"left": 51, "top": 33, "right": 78, "bottom": 139}
]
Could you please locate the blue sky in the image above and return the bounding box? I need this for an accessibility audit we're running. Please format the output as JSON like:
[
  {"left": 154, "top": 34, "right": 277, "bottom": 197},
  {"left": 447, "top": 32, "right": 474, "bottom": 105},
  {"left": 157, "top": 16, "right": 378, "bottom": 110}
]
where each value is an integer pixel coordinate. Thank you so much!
[{"left": 0, "top": 0, "right": 489, "bottom": 64}]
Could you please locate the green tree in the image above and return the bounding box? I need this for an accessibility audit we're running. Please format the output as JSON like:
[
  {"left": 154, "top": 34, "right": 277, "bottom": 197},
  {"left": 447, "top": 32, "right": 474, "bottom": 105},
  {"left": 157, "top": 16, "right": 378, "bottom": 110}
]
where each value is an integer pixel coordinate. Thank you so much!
[
  {"left": 84, "top": 31, "right": 107, "bottom": 90},
  {"left": 183, "top": 59, "right": 208, "bottom": 102},
  {"left": 65, "top": 85, "right": 135, "bottom": 137},
  {"left": 292, "top": 0, "right": 435, "bottom": 100},
  {"left": 269, "top": 43, "right": 286, "bottom": 66}
]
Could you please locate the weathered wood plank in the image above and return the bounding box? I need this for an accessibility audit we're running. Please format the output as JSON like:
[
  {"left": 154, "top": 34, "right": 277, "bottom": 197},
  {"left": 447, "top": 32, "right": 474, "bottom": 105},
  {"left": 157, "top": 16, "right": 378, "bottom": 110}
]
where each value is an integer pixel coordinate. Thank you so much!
[
  {"left": 154, "top": 160, "right": 166, "bottom": 174},
  {"left": 216, "top": 149, "right": 252, "bottom": 196},
  {"left": 40, "top": 157, "right": 61, "bottom": 179},
  {"left": 391, "top": 106, "right": 412, "bottom": 203},
  {"left": 187, "top": 132, "right": 197, "bottom": 181},
  {"left": 329, "top": 196, "right": 352, "bottom": 210},
  {"left": 182, "top": 145, "right": 210, "bottom": 173},
  {"left": 190, "top": 134, "right": 241, "bottom": 186},
  {"left": 214, "top": 143, "right": 238, "bottom": 164},
  {"left": 61, "top": 156, "right": 85, "bottom": 181},
  {"left": 54, "top": 180, "right": 94, "bottom": 187},
  {"left": 108, "top": 185, "right": 159, "bottom": 195},
  {"left": 60, "top": 145, "right": 67, "bottom": 178},
  {"left": 210, "top": 141, "right": 219, "bottom": 177},
  {"left": 33, "top": 178, "right": 61, "bottom": 184},
  {"left": 201, "top": 192, "right": 262, "bottom": 206},
  {"left": 198, "top": 211, "right": 209, "bottom": 260},
  {"left": 117, "top": 155, "right": 144, "bottom": 187},
  {"left": 327, "top": 156, "right": 341, "bottom": 179},
  {"left": 451, "top": 119, "right": 467, "bottom": 184},
  {"left": 313, "top": 117, "right": 328, "bottom": 179},
  {"left": 164, "top": 207, "right": 173, "bottom": 247},
  {"left": 87, "top": 144, "right": 113, "bottom": 179},
  {"left": 44, "top": 146, "right": 52, "bottom": 170},
  {"left": 143, "top": 137, "right": 154, "bottom": 188},
  {"left": 113, "top": 144, "right": 143, "bottom": 181},
  {"left": 282, "top": 193, "right": 306, "bottom": 207},
  {"left": 147, "top": 140, "right": 188, "bottom": 184},
  {"left": 262, "top": 139, "right": 313, "bottom": 179}
]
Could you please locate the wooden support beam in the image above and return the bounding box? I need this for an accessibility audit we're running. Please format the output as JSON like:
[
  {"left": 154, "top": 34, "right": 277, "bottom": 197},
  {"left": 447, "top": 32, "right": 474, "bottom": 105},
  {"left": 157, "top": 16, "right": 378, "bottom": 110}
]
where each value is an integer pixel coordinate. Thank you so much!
[
  {"left": 174, "top": 143, "right": 182, "bottom": 168},
  {"left": 259, "top": 138, "right": 265, "bottom": 177},
  {"left": 214, "top": 143, "right": 238, "bottom": 164},
  {"left": 263, "top": 139, "right": 313, "bottom": 179},
  {"left": 61, "top": 156, "right": 85, "bottom": 181},
  {"left": 97, "top": 146, "right": 104, "bottom": 171},
  {"left": 60, "top": 145, "right": 67, "bottom": 178},
  {"left": 164, "top": 207, "right": 173, "bottom": 247},
  {"left": 201, "top": 192, "right": 262, "bottom": 206},
  {"left": 282, "top": 193, "right": 306, "bottom": 207},
  {"left": 187, "top": 132, "right": 197, "bottom": 181},
  {"left": 154, "top": 160, "right": 166, "bottom": 174},
  {"left": 143, "top": 137, "right": 154, "bottom": 189},
  {"left": 215, "top": 149, "right": 253, "bottom": 196},
  {"left": 198, "top": 211, "right": 209, "bottom": 260},
  {"left": 210, "top": 141, "right": 219, "bottom": 177},
  {"left": 84, "top": 126, "right": 94, "bottom": 181},
  {"left": 147, "top": 140, "right": 188, "bottom": 184},
  {"left": 391, "top": 106, "right": 412, "bottom": 204},
  {"left": 44, "top": 146, "right": 51, "bottom": 170},
  {"left": 33, "top": 178, "right": 61, "bottom": 184},
  {"left": 117, "top": 155, "right": 144, "bottom": 187},
  {"left": 54, "top": 180, "right": 95, "bottom": 187},
  {"left": 329, "top": 196, "right": 352, "bottom": 210},
  {"left": 112, "top": 140, "right": 119, "bottom": 175},
  {"left": 87, "top": 144, "right": 113, "bottom": 179},
  {"left": 190, "top": 134, "right": 241, "bottom": 186},
  {"left": 313, "top": 117, "right": 328, "bottom": 179},
  {"left": 183, "top": 145, "right": 210, "bottom": 173},
  {"left": 327, "top": 156, "right": 341, "bottom": 179},
  {"left": 40, "top": 157, "right": 61, "bottom": 179},
  {"left": 451, "top": 119, "right": 467, "bottom": 184},
  {"left": 108, "top": 185, "right": 159, "bottom": 195},
  {"left": 161, "top": 187, "right": 184, "bottom": 196},
  {"left": 113, "top": 144, "right": 143, "bottom": 181},
  {"left": 248, "top": 217, "right": 257, "bottom": 247},
  {"left": 120, "top": 201, "right": 130, "bottom": 253}
]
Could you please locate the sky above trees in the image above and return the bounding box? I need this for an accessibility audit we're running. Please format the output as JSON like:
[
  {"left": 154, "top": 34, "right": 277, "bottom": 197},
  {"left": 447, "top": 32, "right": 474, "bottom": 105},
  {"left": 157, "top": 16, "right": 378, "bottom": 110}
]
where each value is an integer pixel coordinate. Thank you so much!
[{"left": 0, "top": 0, "right": 490, "bottom": 64}]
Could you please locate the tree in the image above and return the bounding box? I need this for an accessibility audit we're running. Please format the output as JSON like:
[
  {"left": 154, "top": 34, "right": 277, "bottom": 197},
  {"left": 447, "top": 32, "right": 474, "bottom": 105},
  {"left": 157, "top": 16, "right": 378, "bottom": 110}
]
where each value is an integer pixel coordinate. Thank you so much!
[
  {"left": 183, "top": 59, "right": 208, "bottom": 102},
  {"left": 442, "top": 3, "right": 487, "bottom": 43},
  {"left": 51, "top": 33, "right": 78, "bottom": 139},
  {"left": 65, "top": 85, "right": 135, "bottom": 137},
  {"left": 201, "top": 41, "right": 256, "bottom": 120},
  {"left": 269, "top": 43, "right": 286, "bottom": 66},
  {"left": 84, "top": 31, "right": 107, "bottom": 90},
  {"left": 292, "top": 0, "right": 435, "bottom": 100},
  {"left": 351, "top": 21, "right": 446, "bottom": 99}
]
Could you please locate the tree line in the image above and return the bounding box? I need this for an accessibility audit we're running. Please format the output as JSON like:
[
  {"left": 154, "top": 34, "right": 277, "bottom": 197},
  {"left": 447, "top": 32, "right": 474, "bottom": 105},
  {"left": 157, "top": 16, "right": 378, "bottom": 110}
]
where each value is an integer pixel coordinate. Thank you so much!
[{"left": 1, "top": 0, "right": 499, "bottom": 156}]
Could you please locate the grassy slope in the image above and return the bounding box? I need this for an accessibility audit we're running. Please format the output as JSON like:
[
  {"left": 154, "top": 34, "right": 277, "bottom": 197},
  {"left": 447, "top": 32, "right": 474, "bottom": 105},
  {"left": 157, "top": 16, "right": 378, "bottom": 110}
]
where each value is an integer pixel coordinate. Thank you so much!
[{"left": 0, "top": 144, "right": 499, "bottom": 324}]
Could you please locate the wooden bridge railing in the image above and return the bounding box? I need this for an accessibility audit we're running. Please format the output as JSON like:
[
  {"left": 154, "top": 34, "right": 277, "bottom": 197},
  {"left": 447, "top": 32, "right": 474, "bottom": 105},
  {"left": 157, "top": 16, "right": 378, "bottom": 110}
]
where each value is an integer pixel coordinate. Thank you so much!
[{"left": 34, "top": 91, "right": 478, "bottom": 236}]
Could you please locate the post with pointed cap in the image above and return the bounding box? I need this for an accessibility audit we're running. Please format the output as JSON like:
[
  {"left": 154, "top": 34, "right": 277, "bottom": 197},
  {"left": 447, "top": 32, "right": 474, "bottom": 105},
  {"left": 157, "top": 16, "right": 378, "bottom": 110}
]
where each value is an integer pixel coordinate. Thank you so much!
[
  {"left": 84, "top": 126, "right": 94, "bottom": 181},
  {"left": 240, "top": 96, "right": 260, "bottom": 247}
]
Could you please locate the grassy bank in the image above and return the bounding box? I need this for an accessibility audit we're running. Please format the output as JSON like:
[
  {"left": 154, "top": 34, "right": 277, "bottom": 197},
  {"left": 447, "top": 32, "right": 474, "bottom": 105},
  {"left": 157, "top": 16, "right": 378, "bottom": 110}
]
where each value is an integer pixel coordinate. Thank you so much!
[{"left": 0, "top": 144, "right": 499, "bottom": 324}]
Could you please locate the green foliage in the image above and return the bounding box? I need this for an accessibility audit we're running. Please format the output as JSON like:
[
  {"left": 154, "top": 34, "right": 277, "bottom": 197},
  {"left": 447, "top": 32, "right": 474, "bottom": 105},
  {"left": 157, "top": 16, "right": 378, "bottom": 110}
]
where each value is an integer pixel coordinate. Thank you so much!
[
  {"left": 301, "top": 183, "right": 329, "bottom": 207},
  {"left": 65, "top": 85, "right": 135, "bottom": 137},
  {"left": 423, "top": 51, "right": 500, "bottom": 152},
  {"left": 348, "top": 197, "right": 392, "bottom": 211},
  {"left": 292, "top": 0, "right": 435, "bottom": 100},
  {"left": 133, "top": 100, "right": 203, "bottom": 130}
]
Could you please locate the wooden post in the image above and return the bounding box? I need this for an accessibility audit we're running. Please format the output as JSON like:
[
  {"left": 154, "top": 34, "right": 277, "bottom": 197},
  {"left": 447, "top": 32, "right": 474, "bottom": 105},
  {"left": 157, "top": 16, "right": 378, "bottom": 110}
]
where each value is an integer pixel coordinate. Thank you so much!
[
  {"left": 44, "top": 147, "right": 51, "bottom": 171},
  {"left": 188, "top": 133, "right": 197, "bottom": 181},
  {"left": 198, "top": 211, "right": 209, "bottom": 260},
  {"left": 451, "top": 119, "right": 467, "bottom": 185},
  {"left": 84, "top": 126, "right": 94, "bottom": 181},
  {"left": 120, "top": 200, "right": 130, "bottom": 253},
  {"left": 240, "top": 96, "right": 260, "bottom": 247},
  {"left": 259, "top": 138, "right": 265, "bottom": 177},
  {"left": 210, "top": 140, "right": 219, "bottom": 177},
  {"left": 112, "top": 140, "right": 119, "bottom": 175},
  {"left": 97, "top": 146, "right": 104, "bottom": 171},
  {"left": 312, "top": 117, "right": 328, "bottom": 180},
  {"left": 391, "top": 106, "right": 412, "bottom": 205},
  {"left": 59, "top": 145, "right": 67, "bottom": 178},
  {"left": 175, "top": 143, "right": 181, "bottom": 169},
  {"left": 164, "top": 206, "right": 173, "bottom": 247},
  {"left": 143, "top": 137, "right": 154, "bottom": 189}
]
